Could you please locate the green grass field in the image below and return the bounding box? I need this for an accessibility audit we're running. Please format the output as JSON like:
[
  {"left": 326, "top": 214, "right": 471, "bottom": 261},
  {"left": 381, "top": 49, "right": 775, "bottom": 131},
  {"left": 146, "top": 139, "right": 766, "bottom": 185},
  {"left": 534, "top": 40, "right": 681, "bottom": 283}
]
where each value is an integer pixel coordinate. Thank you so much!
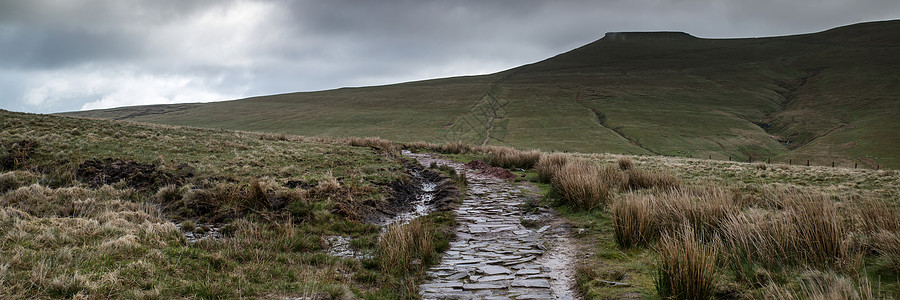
[{"left": 64, "top": 20, "right": 900, "bottom": 169}]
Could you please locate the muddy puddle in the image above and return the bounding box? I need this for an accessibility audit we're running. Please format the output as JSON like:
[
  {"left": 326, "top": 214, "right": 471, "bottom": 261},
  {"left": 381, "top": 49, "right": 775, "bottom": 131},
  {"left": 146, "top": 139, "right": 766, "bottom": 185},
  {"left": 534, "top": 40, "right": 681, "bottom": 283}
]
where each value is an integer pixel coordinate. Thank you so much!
[
  {"left": 327, "top": 155, "right": 450, "bottom": 259},
  {"left": 382, "top": 168, "right": 440, "bottom": 226}
]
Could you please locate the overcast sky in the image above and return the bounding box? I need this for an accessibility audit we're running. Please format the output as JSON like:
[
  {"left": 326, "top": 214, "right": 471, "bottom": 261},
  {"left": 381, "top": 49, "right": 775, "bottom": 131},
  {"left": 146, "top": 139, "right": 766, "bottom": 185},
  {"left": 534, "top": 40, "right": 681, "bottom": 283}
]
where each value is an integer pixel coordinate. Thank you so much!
[{"left": 1, "top": 0, "right": 898, "bottom": 113}]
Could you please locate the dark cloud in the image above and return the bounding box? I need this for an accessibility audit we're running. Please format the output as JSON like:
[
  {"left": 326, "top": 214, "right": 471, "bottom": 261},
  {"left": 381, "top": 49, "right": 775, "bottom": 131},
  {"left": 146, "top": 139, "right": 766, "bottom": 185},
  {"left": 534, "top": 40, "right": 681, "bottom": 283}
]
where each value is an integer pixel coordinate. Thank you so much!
[{"left": 0, "top": 0, "right": 898, "bottom": 113}]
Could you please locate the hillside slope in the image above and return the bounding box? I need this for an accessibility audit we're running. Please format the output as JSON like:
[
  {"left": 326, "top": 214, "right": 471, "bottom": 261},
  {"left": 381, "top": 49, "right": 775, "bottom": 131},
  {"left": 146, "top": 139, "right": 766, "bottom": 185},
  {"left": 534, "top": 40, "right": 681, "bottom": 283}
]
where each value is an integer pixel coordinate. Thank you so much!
[{"left": 65, "top": 20, "right": 900, "bottom": 168}]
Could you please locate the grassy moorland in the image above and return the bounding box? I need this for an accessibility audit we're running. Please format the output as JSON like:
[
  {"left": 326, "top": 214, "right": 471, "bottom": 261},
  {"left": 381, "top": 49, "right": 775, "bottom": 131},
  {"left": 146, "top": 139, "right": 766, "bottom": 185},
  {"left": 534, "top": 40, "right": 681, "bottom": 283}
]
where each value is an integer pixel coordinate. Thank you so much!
[
  {"left": 0, "top": 110, "right": 460, "bottom": 299},
  {"left": 3, "top": 109, "right": 898, "bottom": 299},
  {"left": 402, "top": 143, "right": 899, "bottom": 299},
  {"left": 501, "top": 148, "right": 899, "bottom": 299},
  {"left": 65, "top": 20, "right": 900, "bottom": 168}
]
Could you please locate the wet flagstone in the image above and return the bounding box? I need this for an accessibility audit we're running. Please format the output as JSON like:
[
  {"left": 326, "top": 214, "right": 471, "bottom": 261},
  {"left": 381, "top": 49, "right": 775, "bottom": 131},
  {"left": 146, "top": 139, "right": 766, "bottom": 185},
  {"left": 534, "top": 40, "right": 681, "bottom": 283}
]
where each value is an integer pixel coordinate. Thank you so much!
[{"left": 404, "top": 151, "right": 576, "bottom": 300}]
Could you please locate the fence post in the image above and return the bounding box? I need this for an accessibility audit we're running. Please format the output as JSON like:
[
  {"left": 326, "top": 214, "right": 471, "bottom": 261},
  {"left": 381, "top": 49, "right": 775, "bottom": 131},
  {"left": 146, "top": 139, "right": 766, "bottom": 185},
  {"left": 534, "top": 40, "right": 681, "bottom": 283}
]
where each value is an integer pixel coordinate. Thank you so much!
[
  {"left": 767, "top": 158, "right": 770, "bottom": 164},
  {"left": 832, "top": 161, "right": 835, "bottom": 168},
  {"left": 789, "top": 159, "right": 792, "bottom": 165},
  {"left": 807, "top": 160, "right": 810, "bottom": 166},
  {"left": 855, "top": 162, "right": 858, "bottom": 169}
]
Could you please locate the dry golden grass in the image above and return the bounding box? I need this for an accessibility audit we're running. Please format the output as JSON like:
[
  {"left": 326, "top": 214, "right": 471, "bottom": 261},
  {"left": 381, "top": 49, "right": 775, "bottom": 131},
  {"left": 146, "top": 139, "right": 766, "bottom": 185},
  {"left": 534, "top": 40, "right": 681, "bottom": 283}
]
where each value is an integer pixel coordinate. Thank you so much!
[
  {"left": 480, "top": 146, "right": 542, "bottom": 169},
  {"left": 599, "top": 164, "right": 628, "bottom": 191},
  {"left": 758, "top": 271, "right": 874, "bottom": 300},
  {"left": 0, "top": 184, "right": 182, "bottom": 298},
  {"left": 0, "top": 171, "right": 41, "bottom": 193},
  {"left": 536, "top": 152, "right": 570, "bottom": 183},
  {"left": 719, "top": 189, "right": 856, "bottom": 272},
  {"left": 655, "top": 226, "right": 718, "bottom": 300},
  {"left": 611, "top": 197, "right": 654, "bottom": 248},
  {"left": 439, "top": 141, "right": 473, "bottom": 154},
  {"left": 552, "top": 159, "right": 609, "bottom": 211},
  {"left": 612, "top": 186, "right": 737, "bottom": 248},
  {"left": 870, "top": 230, "right": 900, "bottom": 273},
  {"left": 625, "top": 168, "right": 681, "bottom": 190},
  {"left": 617, "top": 157, "right": 634, "bottom": 171},
  {"left": 378, "top": 218, "right": 434, "bottom": 276},
  {"left": 345, "top": 136, "right": 400, "bottom": 151}
]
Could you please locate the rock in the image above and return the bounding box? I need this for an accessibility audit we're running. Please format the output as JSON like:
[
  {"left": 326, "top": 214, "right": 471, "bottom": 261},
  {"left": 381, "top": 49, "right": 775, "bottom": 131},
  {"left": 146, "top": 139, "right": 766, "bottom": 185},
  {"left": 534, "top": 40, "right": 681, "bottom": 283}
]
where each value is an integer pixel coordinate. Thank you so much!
[
  {"left": 445, "top": 271, "right": 469, "bottom": 280},
  {"left": 478, "top": 265, "right": 512, "bottom": 275},
  {"left": 477, "top": 275, "right": 514, "bottom": 282},
  {"left": 515, "top": 269, "right": 541, "bottom": 275},
  {"left": 421, "top": 282, "right": 464, "bottom": 289},
  {"left": 462, "top": 283, "right": 506, "bottom": 290},
  {"left": 511, "top": 279, "right": 551, "bottom": 288}
]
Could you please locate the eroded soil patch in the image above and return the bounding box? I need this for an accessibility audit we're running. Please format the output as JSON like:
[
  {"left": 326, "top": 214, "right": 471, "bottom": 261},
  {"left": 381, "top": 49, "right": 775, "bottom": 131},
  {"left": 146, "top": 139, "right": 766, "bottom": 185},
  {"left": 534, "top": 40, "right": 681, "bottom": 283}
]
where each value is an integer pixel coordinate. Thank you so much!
[
  {"left": 77, "top": 158, "right": 187, "bottom": 190},
  {"left": 0, "top": 139, "right": 37, "bottom": 170}
]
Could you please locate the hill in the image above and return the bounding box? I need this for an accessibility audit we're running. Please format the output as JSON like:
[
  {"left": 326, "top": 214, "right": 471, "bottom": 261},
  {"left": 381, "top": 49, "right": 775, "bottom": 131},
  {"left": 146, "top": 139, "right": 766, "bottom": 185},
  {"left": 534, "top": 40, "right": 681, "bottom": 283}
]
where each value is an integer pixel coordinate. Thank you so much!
[{"left": 64, "top": 20, "right": 900, "bottom": 168}]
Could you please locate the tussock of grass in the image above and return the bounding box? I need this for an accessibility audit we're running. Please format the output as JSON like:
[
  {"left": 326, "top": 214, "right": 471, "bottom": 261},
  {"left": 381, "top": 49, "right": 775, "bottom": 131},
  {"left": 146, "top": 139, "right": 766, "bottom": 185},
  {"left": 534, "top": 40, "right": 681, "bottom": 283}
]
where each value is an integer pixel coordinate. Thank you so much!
[
  {"left": 345, "top": 136, "right": 399, "bottom": 151},
  {"left": 0, "top": 171, "right": 41, "bottom": 193},
  {"left": 536, "top": 152, "right": 569, "bottom": 183},
  {"left": 758, "top": 271, "right": 874, "bottom": 300},
  {"left": 378, "top": 218, "right": 434, "bottom": 276},
  {"left": 617, "top": 157, "right": 633, "bottom": 171},
  {"left": 625, "top": 168, "right": 681, "bottom": 190},
  {"left": 438, "top": 141, "right": 473, "bottom": 154},
  {"left": 655, "top": 226, "right": 718, "bottom": 300},
  {"left": 612, "top": 197, "right": 654, "bottom": 248},
  {"left": 782, "top": 193, "right": 851, "bottom": 269},
  {"left": 552, "top": 159, "right": 609, "bottom": 211},
  {"left": 720, "top": 190, "right": 855, "bottom": 273},
  {"left": 599, "top": 164, "right": 628, "bottom": 191},
  {"left": 870, "top": 230, "right": 900, "bottom": 273},
  {"left": 613, "top": 187, "right": 737, "bottom": 248},
  {"left": 481, "top": 145, "right": 542, "bottom": 169}
]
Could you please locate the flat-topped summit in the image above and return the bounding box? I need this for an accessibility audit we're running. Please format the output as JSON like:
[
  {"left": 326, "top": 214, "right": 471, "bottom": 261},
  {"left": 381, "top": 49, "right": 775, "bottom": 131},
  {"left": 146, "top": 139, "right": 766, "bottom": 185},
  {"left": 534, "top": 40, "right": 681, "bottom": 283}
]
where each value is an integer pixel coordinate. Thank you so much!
[{"left": 602, "top": 31, "right": 696, "bottom": 41}]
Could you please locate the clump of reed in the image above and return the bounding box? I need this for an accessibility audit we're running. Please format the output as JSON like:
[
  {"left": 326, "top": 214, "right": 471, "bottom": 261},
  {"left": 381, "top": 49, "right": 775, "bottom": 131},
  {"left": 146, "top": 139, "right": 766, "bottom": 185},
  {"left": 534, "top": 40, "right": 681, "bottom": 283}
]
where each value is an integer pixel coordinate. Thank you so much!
[
  {"left": 625, "top": 168, "right": 681, "bottom": 190},
  {"left": 535, "top": 152, "right": 569, "bottom": 183},
  {"left": 481, "top": 146, "right": 542, "bottom": 169},
  {"left": 612, "top": 186, "right": 737, "bottom": 248},
  {"left": 655, "top": 226, "right": 719, "bottom": 300},
  {"left": 345, "top": 137, "right": 399, "bottom": 151},
  {"left": 758, "top": 271, "right": 874, "bottom": 300},
  {"left": 377, "top": 218, "right": 434, "bottom": 276},
  {"left": 551, "top": 159, "right": 609, "bottom": 211}
]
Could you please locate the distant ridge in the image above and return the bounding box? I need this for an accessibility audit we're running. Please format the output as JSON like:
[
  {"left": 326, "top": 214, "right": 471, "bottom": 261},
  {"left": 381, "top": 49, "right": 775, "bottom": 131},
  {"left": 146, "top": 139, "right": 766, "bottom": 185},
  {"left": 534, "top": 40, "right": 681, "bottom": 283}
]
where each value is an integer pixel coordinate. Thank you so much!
[
  {"left": 602, "top": 31, "right": 696, "bottom": 41},
  {"left": 64, "top": 20, "right": 900, "bottom": 168}
]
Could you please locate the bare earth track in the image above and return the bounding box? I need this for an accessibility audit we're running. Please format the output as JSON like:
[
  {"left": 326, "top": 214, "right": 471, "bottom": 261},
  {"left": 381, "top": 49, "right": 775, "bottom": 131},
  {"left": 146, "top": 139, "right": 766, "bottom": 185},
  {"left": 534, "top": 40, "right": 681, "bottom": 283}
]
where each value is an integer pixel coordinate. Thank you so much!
[{"left": 404, "top": 151, "right": 577, "bottom": 299}]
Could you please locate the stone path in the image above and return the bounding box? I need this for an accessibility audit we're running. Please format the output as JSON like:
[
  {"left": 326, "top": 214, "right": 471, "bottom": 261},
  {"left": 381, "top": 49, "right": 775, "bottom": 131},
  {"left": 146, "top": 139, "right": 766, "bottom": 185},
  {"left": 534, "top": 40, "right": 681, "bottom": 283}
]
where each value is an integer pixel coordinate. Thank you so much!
[{"left": 404, "top": 151, "right": 576, "bottom": 300}]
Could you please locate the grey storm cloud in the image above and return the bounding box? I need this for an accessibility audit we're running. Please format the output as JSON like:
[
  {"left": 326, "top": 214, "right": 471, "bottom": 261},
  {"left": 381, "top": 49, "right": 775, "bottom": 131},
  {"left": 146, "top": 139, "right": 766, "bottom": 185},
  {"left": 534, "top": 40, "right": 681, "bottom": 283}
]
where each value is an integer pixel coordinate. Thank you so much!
[{"left": 1, "top": 0, "right": 899, "bottom": 113}]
